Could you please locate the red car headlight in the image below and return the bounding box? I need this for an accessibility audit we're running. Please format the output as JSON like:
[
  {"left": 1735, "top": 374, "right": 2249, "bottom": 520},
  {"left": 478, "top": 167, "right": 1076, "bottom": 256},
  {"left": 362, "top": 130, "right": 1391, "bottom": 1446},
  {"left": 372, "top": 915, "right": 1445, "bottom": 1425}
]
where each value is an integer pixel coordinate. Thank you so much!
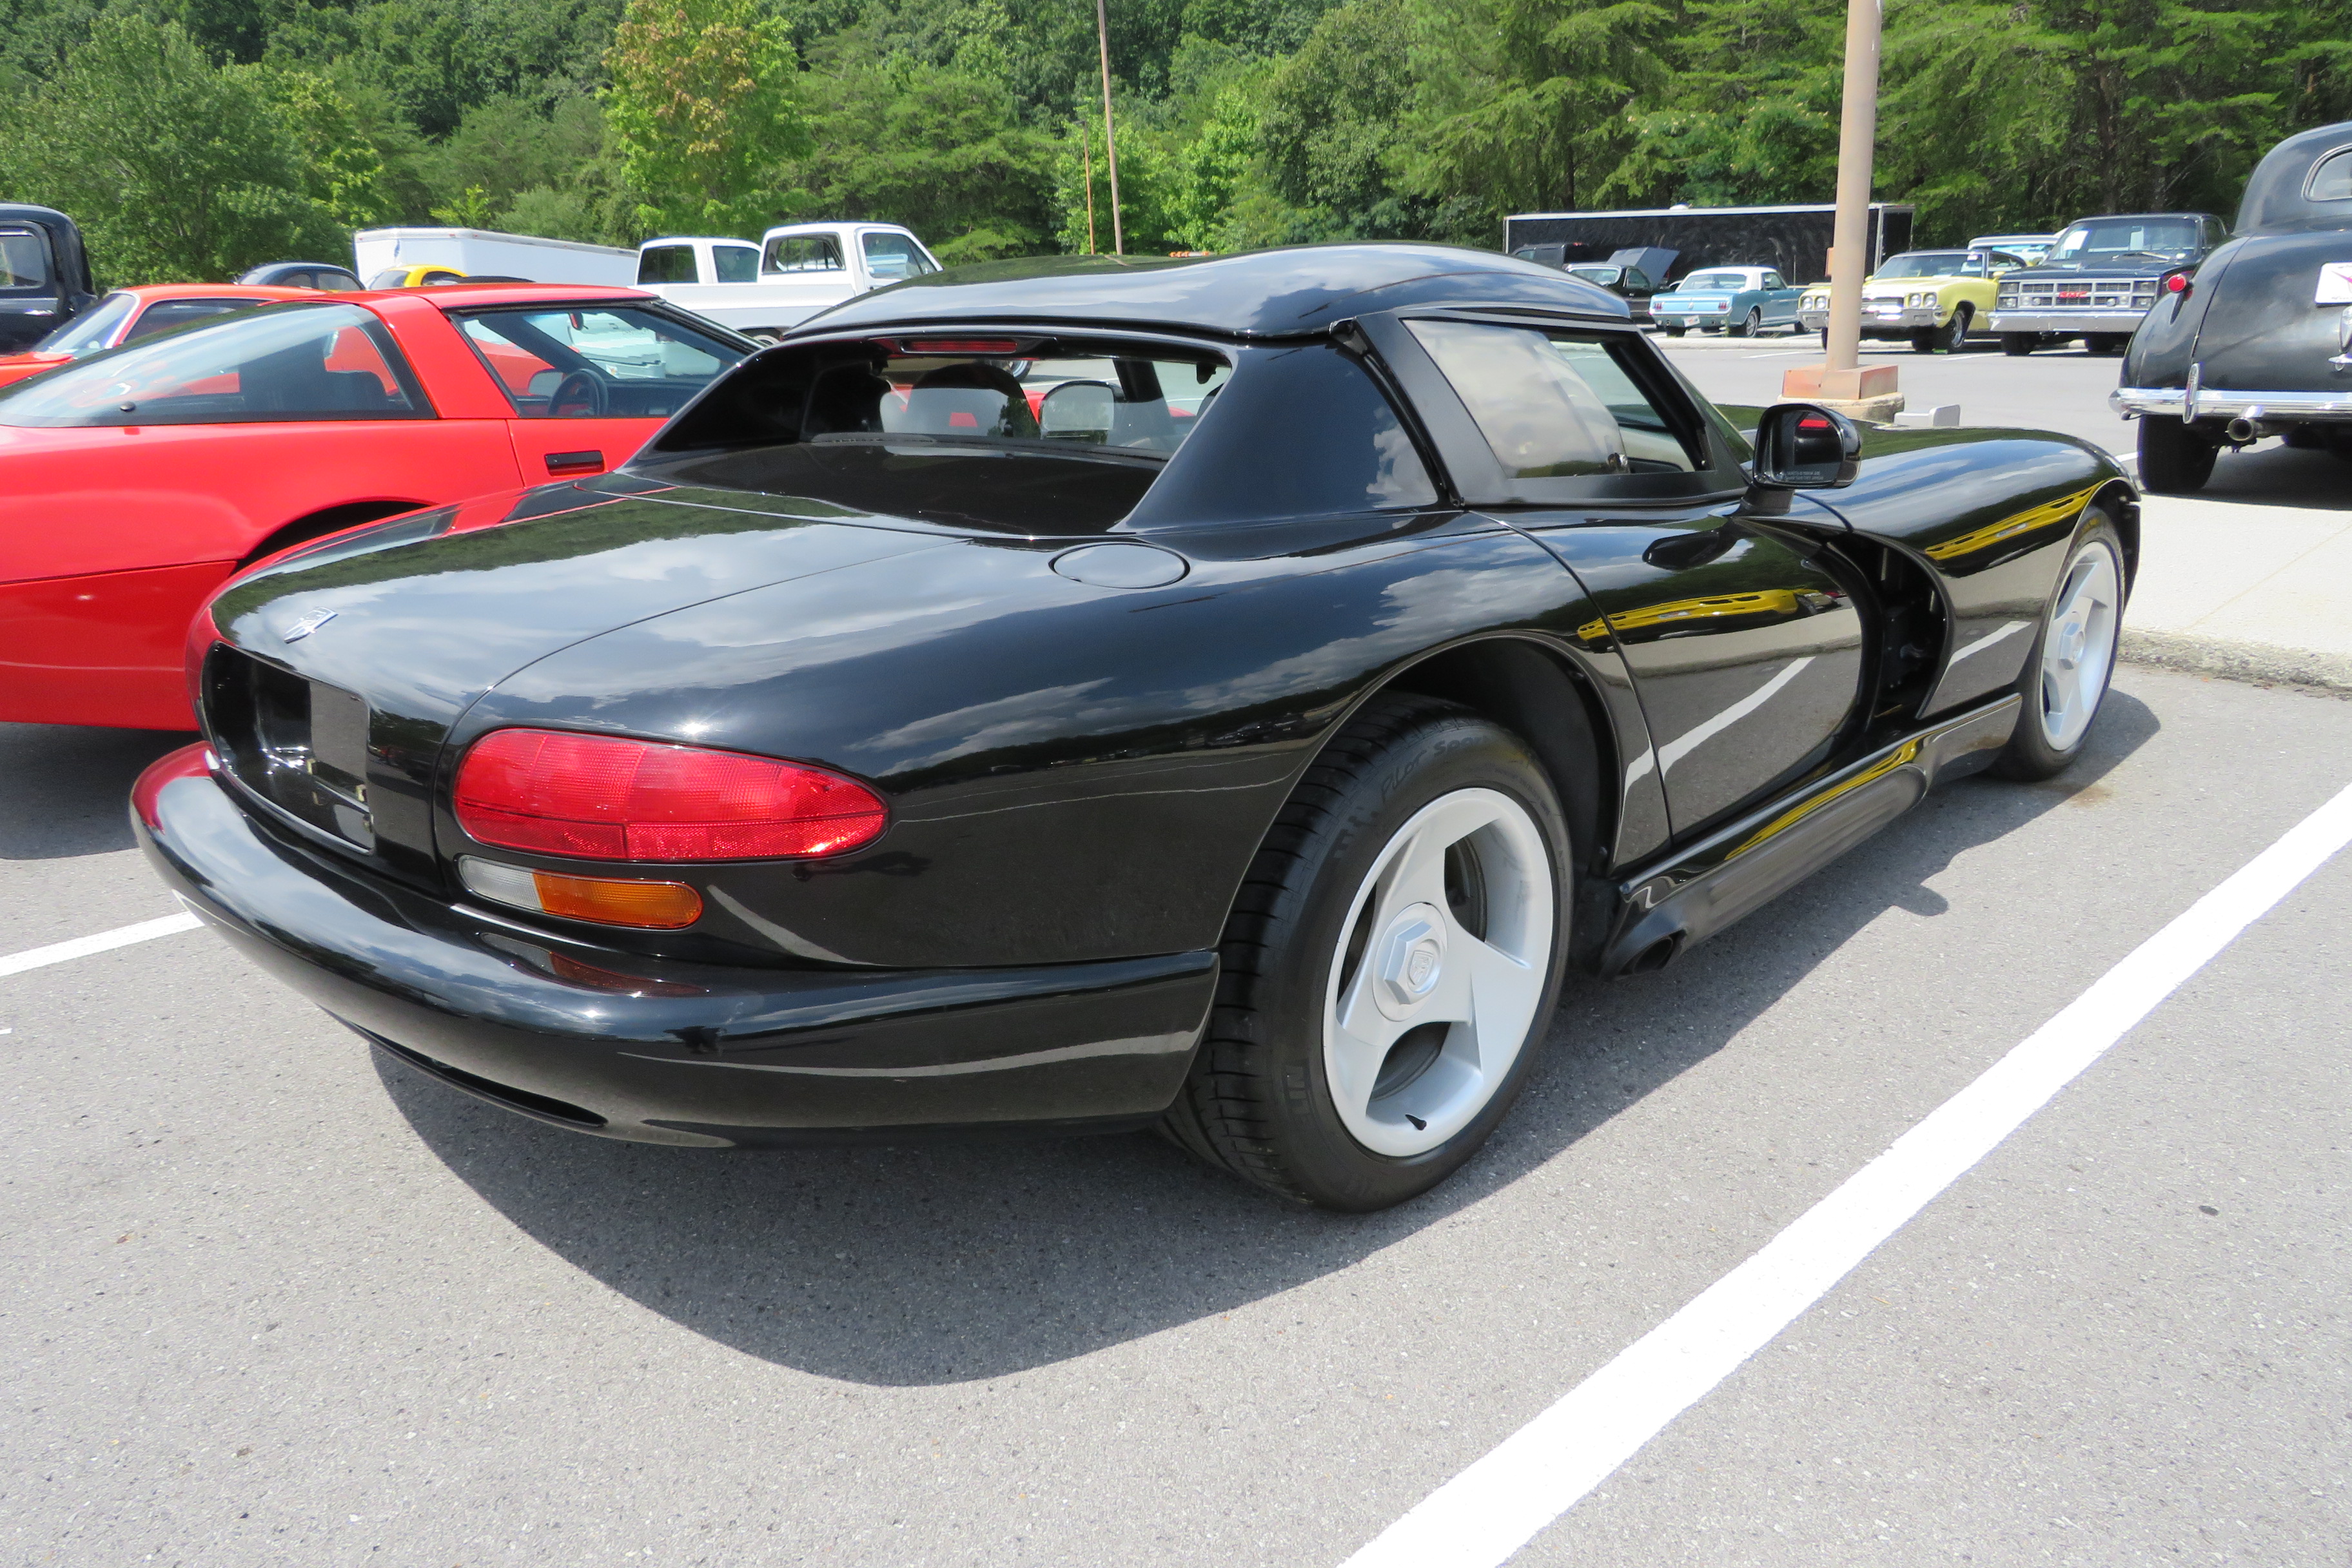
[{"left": 453, "top": 729, "right": 888, "bottom": 861}]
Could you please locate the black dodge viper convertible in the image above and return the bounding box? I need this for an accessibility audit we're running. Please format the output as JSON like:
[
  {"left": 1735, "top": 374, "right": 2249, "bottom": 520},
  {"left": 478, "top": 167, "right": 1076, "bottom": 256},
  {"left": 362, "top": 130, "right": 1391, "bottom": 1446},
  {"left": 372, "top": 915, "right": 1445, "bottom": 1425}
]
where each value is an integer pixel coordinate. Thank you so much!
[{"left": 135, "top": 244, "right": 2135, "bottom": 1211}]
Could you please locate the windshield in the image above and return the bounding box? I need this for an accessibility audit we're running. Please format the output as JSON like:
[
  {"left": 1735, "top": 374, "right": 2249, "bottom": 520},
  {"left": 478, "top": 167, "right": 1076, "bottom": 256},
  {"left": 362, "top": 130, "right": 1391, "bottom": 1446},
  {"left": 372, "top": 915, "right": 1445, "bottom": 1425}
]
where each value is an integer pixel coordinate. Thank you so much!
[
  {"left": 2048, "top": 219, "right": 2203, "bottom": 262},
  {"left": 1675, "top": 271, "right": 1752, "bottom": 291},
  {"left": 1872, "top": 253, "right": 1972, "bottom": 279},
  {"left": 34, "top": 291, "right": 135, "bottom": 355},
  {"left": 0, "top": 302, "right": 424, "bottom": 427},
  {"left": 1566, "top": 266, "right": 1622, "bottom": 286}
]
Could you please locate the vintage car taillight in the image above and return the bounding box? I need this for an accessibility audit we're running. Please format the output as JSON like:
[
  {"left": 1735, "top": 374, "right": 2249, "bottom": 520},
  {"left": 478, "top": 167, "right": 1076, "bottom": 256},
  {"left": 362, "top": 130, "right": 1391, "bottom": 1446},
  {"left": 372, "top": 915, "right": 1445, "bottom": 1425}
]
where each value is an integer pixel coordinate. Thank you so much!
[
  {"left": 2162, "top": 270, "right": 2193, "bottom": 297},
  {"left": 453, "top": 729, "right": 887, "bottom": 861}
]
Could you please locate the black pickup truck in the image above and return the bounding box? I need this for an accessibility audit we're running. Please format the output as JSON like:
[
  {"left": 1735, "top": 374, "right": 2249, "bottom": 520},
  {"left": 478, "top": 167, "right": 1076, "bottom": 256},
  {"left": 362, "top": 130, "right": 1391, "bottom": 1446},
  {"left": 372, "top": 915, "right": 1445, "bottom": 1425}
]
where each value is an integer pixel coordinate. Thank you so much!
[
  {"left": 1988, "top": 210, "right": 2228, "bottom": 355},
  {"left": 0, "top": 204, "right": 97, "bottom": 354}
]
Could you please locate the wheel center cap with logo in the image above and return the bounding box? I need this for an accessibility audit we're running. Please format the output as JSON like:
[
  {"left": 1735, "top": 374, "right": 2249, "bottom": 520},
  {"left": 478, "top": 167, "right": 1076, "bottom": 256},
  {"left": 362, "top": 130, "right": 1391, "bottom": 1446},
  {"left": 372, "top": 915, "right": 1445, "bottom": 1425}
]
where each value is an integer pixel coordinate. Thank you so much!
[{"left": 1375, "top": 903, "right": 1447, "bottom": 1018}]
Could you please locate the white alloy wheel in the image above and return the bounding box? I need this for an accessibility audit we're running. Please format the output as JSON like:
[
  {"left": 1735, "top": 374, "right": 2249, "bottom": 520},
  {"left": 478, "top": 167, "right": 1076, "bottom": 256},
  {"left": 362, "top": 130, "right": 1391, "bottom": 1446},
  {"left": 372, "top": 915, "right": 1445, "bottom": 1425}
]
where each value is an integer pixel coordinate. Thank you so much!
[
  {"left": 1322, "top": 787, "right": 1554, "bottom": 1158},
  {"left": 2034, "top": 536, "right": 2122, "bottom": 750}
]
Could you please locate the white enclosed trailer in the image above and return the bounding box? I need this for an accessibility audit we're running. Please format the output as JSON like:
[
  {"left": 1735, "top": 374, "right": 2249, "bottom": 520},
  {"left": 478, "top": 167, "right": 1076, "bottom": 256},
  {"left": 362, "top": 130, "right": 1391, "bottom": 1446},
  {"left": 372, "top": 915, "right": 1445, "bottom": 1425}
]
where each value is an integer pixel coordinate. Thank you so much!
[{"left": 352, "top": 228, "right": 640, "bottom": 288}]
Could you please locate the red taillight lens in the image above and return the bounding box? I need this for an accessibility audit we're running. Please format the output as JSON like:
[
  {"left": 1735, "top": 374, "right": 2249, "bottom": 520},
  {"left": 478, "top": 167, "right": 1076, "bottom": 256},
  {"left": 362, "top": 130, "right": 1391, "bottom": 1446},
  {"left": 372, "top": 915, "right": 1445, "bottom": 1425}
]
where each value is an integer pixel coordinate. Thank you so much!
[
  {"left": 453, "top": 730, "right": 887, "bottom": 861},
  {"left": 2164, "top": 271, "right": 2191, "bottom": 295}
]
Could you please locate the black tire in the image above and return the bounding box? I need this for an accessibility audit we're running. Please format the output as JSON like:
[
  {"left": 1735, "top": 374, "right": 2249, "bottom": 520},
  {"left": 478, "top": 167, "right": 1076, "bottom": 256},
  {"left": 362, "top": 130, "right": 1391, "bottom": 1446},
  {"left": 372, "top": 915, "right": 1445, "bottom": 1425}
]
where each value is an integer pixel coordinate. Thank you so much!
[
  {"left": 1662, "top": 326, "right": 1685, "bottom": 337},
  {"left": 1909, "top": 329, "right": 1936, "bottom": 354},
  {"left": 1936, "top": 304, "right": 1972, "bottom": 351},
  {"left": 2086, "top": 333, "right": 2126, "bottom": 356},
  {"left": 2137, "top": 415, "right": 2217, "bottom": 493},
  {"left": 1732, "top": 307, "right": 1762, "bottom": 338},
  {"left": 2001, "top": 333, "right": 2035, "bottom": 357},
  {"left": 1819, "top": 328, "right": 1830, "bottom": 349},
  {"left": 1160, "top": 696, "right": 1572, "bottom": 1211},
  {"left": 1994, "top": 513, "right": 2126, "bottom": 781}
]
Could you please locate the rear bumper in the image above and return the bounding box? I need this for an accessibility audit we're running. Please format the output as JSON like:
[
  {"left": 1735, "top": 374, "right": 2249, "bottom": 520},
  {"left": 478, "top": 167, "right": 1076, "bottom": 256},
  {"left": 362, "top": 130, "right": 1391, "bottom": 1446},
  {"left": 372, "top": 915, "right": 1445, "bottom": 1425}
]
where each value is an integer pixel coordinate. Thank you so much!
[
  {"left": 133, "top": 745, "right": 1216, "bottom": 1146},
  {"left": 2110, "top": 385, "right": 2352, "bottom": 423},
  {"left": 1988, "top": 309, "right": 2146, "bottom": 335}
]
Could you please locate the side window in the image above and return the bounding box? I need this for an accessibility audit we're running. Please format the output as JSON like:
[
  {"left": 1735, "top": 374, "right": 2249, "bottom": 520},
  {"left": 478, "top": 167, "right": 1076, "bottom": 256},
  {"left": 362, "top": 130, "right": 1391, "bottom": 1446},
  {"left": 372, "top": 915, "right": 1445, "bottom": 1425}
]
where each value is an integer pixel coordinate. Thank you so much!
[
  {"left": 762, "top": 235, "right": 845, "bottom": 274},
  {"left": 455, "top": 305, "right": 745, "bottom": 418},
  {"left": 860, "top": 231, "right": 939, "bottom": 280},
  {"left": 0, "top": 228, "right": 50, "bottom": 290},
  {"left": 713, "top": 245, "right": 760, "bottom": 283},
  {"left": 1406, "top": 319, "right": 1702, "bottom": 479},
  {"left": 1625, "top": 269, "right": 1653, "bottom": 291},
  {"left": 1124, "top": 344, "right": 1436, "bottom": 525},
  {"left": 636, "top": 244, "right": 698, "bottom": 286},
  {"left": 0, "top": 304, "right": 426, "bottom": 426},
  {"left": 1763, "top": 272, "right": 1785, "bottom": 290},
  {"left": 124, "top": 299, "right": 251, "bottom": 342}
]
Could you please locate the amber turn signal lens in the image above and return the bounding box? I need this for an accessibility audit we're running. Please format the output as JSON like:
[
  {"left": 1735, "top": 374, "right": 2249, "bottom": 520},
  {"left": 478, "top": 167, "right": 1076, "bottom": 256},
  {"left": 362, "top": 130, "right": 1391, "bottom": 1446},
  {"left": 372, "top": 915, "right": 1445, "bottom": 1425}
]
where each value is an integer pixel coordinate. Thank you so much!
[{"left": 458, "top": 856, "right": 703, "bottom": 929}]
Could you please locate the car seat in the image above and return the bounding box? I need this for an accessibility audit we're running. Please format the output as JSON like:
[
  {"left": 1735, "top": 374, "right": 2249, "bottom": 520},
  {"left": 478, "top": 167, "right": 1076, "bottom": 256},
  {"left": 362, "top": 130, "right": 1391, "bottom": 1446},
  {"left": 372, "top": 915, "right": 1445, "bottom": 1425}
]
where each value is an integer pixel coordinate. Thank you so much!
[{"left": 898, "top": 362, "right": 1038, "bottom": 438}]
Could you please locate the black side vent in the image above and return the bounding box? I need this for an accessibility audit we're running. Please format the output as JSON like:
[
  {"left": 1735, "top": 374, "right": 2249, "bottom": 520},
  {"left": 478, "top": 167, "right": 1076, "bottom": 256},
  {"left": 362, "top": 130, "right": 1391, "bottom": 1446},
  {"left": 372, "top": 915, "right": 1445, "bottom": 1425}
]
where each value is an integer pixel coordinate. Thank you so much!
[{"left": 202, "top": 644, "right": 376, "bottom": 850}]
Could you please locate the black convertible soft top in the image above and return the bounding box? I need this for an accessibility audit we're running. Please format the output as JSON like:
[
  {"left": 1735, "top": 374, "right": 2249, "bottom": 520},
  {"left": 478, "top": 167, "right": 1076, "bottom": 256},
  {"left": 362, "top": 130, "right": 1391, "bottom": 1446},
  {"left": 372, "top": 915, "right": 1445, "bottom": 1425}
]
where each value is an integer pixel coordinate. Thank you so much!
[{"left": 794, "top": 242, "right": 1632, "bottom": 339}]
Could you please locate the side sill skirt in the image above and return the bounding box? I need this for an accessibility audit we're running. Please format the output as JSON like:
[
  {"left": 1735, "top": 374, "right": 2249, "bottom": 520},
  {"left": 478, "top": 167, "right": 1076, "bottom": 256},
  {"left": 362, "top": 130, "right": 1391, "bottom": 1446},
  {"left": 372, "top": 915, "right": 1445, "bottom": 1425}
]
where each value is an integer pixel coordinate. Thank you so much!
[{"left": 1596, "top": 693, "right": 2023, "bottom": 978}]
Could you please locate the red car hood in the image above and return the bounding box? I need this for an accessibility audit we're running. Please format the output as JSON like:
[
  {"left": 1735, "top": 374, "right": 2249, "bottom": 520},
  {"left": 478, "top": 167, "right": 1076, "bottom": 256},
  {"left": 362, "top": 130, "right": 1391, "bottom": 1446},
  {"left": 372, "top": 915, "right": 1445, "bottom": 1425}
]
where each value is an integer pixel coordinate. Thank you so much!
[{"left": 0, "top": 351, "right": 69, "bottom": 388}]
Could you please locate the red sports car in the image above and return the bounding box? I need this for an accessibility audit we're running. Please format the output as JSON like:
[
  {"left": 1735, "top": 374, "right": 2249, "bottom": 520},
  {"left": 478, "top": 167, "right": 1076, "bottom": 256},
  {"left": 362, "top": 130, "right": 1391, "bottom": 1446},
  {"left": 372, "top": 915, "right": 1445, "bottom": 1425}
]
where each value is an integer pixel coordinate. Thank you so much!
[
  {"left": 0, "top": 282, "right": 327, "bottom": 390},
  {"left": 0, "top": 283, "right": 752, "bottom": 730}
]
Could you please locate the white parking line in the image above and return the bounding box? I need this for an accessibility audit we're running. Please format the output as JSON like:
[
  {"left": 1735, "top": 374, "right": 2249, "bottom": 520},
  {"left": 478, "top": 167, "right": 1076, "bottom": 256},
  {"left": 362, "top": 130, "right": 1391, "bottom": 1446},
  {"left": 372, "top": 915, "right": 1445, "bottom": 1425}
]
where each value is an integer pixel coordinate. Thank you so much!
[
  {"left": 1342, "top": 778, "right": 2352, "bottom": 1568},
  {"left": 0, "top": 912, "right": 202, "bottom": 979}
]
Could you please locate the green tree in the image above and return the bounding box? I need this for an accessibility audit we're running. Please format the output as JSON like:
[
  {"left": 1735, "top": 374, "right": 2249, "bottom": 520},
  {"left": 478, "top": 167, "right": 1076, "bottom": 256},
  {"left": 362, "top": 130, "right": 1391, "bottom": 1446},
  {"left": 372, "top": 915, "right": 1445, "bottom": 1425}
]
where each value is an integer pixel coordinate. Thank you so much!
[
  {"left": 603, "top": 0, "right": 808, "bottom": 235},
  {"left": 1611, "top": 0, "right": 1841, "bottom": 208},
  {"left": 1880, "top": 0, "right": 2352, "bottom": 239},
  {"left": 1403, "top": 0, "right": 1674, "bottom": 228},
  {"left": 3, "top": 14, "right": 343, "bottom": 282},
  {"left": 794, "top": 21, "right": 1059, "bottom": 259}
]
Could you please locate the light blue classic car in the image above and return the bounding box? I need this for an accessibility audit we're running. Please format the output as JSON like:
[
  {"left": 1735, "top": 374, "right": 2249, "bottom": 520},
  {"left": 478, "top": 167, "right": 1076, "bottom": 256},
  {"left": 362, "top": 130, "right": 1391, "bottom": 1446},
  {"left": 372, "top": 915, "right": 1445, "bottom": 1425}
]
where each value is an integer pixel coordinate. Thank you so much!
[{"left": 1648, "top": 266, "right": 1805, "bottom": 337}]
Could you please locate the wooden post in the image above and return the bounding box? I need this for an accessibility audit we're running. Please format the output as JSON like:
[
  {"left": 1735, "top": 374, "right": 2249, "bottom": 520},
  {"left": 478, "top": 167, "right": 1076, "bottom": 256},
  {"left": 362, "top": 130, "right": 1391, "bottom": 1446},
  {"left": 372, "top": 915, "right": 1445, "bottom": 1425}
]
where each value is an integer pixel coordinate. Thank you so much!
[
  {"left": 1783, "top": 0, "right": 1900, "bottom": 416},
  {"left": 1095, "top": 0, "right": 1124, "bottom": 256},
  {"left": 1080, "top": 115, "right": 1097, "bottom": 255}
]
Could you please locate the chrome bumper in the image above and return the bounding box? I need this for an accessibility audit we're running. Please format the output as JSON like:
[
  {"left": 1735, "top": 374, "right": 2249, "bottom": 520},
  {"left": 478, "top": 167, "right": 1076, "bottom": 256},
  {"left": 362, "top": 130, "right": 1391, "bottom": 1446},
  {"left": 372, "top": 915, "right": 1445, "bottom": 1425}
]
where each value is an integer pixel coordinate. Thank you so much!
[
  {"left": 1990, "top": 308, "right": 2146, "bottom": 335},
  {"left": 1799, "top": 308, "right": 1939, "bottom": 333},
  {"left": 2110, "top": 386, "right": 2352, "bottom": 422}
]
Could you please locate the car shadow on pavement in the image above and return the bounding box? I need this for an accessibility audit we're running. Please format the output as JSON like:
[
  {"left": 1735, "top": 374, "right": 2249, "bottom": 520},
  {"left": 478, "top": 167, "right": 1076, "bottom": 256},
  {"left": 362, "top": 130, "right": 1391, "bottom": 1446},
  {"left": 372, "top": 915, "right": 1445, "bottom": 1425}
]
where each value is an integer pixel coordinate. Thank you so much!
[
  {"left": 0, "top": 722, "right": 195, "bottom": 860},
  {"left": 2194, "top": 444, "right": 2352, "bottom": 511},
  {"left": 375, "top": 692, "right": 2161, "bottom": 1387}
]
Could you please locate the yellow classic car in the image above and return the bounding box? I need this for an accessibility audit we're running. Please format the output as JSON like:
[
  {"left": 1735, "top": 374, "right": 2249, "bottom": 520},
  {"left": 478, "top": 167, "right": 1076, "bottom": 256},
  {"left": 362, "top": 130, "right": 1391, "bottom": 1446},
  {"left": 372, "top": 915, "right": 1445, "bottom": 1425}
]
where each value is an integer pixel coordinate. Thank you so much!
[{"left": 1796, "top": 248, "right": 2028, "bottom": 353}]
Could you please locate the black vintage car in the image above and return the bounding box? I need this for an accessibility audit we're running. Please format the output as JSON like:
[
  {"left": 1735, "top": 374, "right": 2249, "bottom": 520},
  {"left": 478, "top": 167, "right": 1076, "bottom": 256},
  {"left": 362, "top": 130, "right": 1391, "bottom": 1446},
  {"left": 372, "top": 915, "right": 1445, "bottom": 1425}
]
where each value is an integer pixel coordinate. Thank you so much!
[
  {"left": 133, "top": 244, "right": 2137, "bottom": 1211},
  {"left": 1989, "top": 210, "right": 2228, "bottom": 356},
  {"left": 2115, "top": 122, "right": 2352, "bottom": 492},
  {"left": 0, "top": 204, "right": 98, "bottom": 353}
]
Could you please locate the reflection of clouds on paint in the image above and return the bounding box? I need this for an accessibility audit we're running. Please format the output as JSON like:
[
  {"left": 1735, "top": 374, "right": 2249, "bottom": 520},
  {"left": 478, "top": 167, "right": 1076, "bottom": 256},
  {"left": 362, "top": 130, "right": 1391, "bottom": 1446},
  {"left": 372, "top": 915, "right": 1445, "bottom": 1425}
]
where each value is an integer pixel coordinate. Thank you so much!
[
  {"left": 1166, "top": 562, "right": 1562, "bottom": 718},
  {"left": 850, "top": 681, "right": 1120, "bottom": 767}
]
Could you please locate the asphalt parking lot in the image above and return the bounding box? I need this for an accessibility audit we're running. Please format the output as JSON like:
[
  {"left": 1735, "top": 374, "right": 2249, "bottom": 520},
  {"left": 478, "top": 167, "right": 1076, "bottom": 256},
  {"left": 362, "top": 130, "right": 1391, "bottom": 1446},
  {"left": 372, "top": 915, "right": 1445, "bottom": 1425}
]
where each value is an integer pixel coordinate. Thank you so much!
[{"left": 5, "top": 352, "right": 2349, "bottom": 1565}]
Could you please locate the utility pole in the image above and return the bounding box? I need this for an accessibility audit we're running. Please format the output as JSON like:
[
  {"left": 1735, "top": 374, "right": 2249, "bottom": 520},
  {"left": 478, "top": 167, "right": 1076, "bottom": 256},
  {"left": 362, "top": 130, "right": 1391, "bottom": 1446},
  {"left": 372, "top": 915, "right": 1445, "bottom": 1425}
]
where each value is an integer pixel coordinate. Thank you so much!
[
  {"left": 1095, "top": 0, "right": 1124, "bottom": 256},
  {"left": 1080, "top": 115, "right": 1097, "bottom": 255},
  {"left": 1783, "top": 0, "right": 1901, "bottom": 420}
]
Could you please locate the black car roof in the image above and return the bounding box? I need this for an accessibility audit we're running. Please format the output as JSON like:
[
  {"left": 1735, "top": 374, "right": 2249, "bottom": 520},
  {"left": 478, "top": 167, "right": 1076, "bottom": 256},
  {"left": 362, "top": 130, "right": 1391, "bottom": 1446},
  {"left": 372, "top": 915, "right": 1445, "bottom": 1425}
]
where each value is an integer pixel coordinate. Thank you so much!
[
  {"left": 795, "top": 242, "right": 1631, "bottom": 338},
  {"left": 2235, "top": 121, "right": 2352, "bottom": 235}
]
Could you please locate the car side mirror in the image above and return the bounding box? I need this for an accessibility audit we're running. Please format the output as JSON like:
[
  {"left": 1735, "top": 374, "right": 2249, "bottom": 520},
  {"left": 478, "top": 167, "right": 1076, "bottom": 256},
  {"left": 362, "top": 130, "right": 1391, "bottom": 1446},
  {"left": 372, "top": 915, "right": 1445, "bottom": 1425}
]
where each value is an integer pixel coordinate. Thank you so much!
[{"left": 1750, "top": 402, "right": 1861, "bottom": 489}]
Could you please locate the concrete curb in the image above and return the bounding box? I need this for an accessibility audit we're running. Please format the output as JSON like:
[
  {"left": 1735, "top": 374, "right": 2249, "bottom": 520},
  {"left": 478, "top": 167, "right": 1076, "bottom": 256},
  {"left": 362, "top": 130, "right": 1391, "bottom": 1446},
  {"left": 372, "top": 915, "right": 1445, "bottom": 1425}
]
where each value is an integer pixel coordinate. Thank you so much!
[{"left": 2120, "top": 628, "right": 2352, "bottom": 700}]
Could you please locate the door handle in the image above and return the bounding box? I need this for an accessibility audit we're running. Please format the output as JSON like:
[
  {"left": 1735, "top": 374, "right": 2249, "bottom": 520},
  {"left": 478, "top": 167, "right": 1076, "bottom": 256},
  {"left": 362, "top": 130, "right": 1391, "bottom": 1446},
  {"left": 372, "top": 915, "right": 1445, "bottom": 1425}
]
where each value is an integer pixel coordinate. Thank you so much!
[{"left": 546, "top": 449, "right": 603, "bottom": 475}]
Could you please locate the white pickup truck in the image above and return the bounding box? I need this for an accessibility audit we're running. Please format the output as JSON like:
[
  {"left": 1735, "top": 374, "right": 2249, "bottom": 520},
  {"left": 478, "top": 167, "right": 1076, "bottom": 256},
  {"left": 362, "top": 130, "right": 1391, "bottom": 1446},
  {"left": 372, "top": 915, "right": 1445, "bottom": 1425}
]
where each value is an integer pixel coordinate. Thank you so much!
[{"left": 632, "top": 222, "right": 941, "bottom": 338}]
